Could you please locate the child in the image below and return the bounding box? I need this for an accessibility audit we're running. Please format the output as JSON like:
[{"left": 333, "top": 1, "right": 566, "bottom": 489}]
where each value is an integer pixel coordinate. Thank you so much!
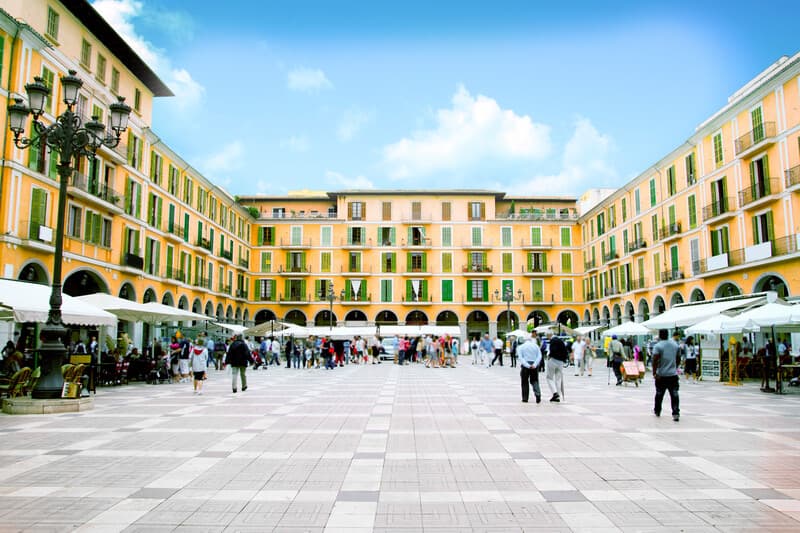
[{"left": 191, "top": 338, "right": 208, "bottom": 395}]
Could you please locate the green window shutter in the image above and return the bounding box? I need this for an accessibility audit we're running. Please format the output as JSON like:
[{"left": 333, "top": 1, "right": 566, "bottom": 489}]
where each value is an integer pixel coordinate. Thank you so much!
[
  {"left": 360, "top": 281, "right": 367, "bottom": 300},
  {"left": 721, "top": 177, "right": 728, "bottom": 210},
  {"left": 442, "top": 280, "right": 453, "bottom": 302},
  {"left": 668, "top": 205, "right": 676, "bottom": 226},
  {"left": 135, "top": 183, "right": 141, "bottom": 218},
  {"left": 766, "top": 212, "right": 774, "bottom": 241},
  {"left": 284, "top": 279, "right": 290, "bottom": 299},
  {"left": 166, "top": 246, "right": 173, "bottom": 276},
  {"left": 670, "top": 246, "right": 679, "bottom": 270},
  {"left": 562, "top": 253, "right": 571, "bottom": 273},
  {"left": 406, "top": 252, "right": 412, "bottom": 271},
  {"left": 610, "top": 236, "right": 616, "bottom": 255},
  {"left": 314, "top": 280, "right": 321, "bottom": 300},
  {"left": 406, "top": 280, "right": 412, "bottom": 301},
  {"left": 481, "top": 252, "right": 487, "bottom": 265},
  {"left": 126, "top": 132, "right": 133, "bottom": 163},
  {"left": 649, "top": 179, "right": 656, "bottom": 206},
  {"left": 376, "top": 226, "right": 381, "bottom": 243},
  {"left": 541, "top": 254, "right": 547, "bottom": 271},
  {"left": 147, "top": 194, "right": 153, "bottom": 224},
  {"left": 560, "top": 227, "right": 570, "bottom": 246},
  {"left": 527, "top": 253, "right": 533, "bottom": 271},
  {"left": 763, "top": 156, "right": 771, "bottom": 193},
  {"left": 407, "top": 227, "right": 413, "bottom": 244},
  {"left": 260, "top": 252, "right": 269, "bottom": 272},
  {"left": 710, "top": 230, "right": 720, "bottom": 256},
  {"left": 125, "top": 177, "right": 132, "bottom": 214},
  {"left": 421, "top": 253, "right": 427, "bottom": 271},
  {"left": 502, "top": 227, "right": 511, "bottom": 247},
  {"left": 532, "top": 279, "right": 543, "bottom": 301},
  {"left": 390, "top": 252, "right": 396, "bottom": 272},
  {"left": 122, "top": 228, "right": 129, "bottom": 255},
  {"left": 133, "top": 230, "right": 140, "bottom": 254},
  {"left": 186, "top": 253, "right": 192, "bottom": 281},
  {"left": 30, "top": 188, "right": 46, "bottom": 238},
  {"left": 92, "top": 213, "right": 101, "bottom": 244},
  {"left": 156, "top": 198, "right": 163, "bottom": 228},
  {"left": 257, "top": 228, "right": 263, "bottom": 246},
  {"left": 721, "top": 226, "right": 729, "bottom": 253},
  {"left": 300, "top": 251, "right": 307, "bottom": 270},
  {"left": 749, "top": 160, "right": 756, "bottom": 190},
  {"left": 84, "top": 210, "right": 93, "bottom": 241},
  {"left": 502, "top": 252, "right": 512, "bottom": 273},
  {"left": 442, "top": 252, "right": 452, "bottom": 273},
  {"left": 390, "top": 227, "right": 396, "bottom": 245},
  {"left": 688, "top": 196, "right": 696, "bottom": 228},
  {"left": 321, "top": 252, "right": 331, "bottom": 272},
  {"left": 183, "top": 214, "right": 189, "bottom": 241},
  {"left": 482, "top": 280, "right": 488, "bottom": 301},
  {"left": 420, "top": 280, "right": 427, "bottom": 300},
  {"left": 752, "top": 216, "right": 759, "bottom": 244},
  {"left": 466, "top": 280, "right": 473, "bottom": 300},
  {"left": 168, "top": 204, "right": 175, "bottom": 232}
]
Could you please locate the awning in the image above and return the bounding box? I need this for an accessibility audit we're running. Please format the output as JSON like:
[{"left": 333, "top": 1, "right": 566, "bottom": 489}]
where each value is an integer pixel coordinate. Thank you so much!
[
  {"left": 0, "top": 279, "right": 116, "bottom": 327},
  {"left": 603, "top": 321, "right": 652, "bottom": 337},
  {"left": 575, "top": 325, "right": 603, "bottom": 335},
  {"left": 76, "top": 294, "right": 207, "bottom": 323},
  {"left": 642, "top": 296, "right": 764, "bottom": 330},
  {"left": 721, "top": 301, "right": 800, "bottom": 331},
  {"left": 243, "top": 319, "right": 294, "bottom": 337},
  {"left": 378, "top": 325, "right": 460, "bottom": 337},
  {"left": 213, "top": 322, "right": 248, "bottom": 334},
  {"left": 685, "top": 313, "right": 744, "bottom": 336}
]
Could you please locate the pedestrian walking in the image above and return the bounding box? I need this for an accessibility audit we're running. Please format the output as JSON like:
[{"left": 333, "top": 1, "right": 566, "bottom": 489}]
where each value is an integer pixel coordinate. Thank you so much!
[
  {"left": 608, "top": 335, "right": 625, "bottom": 385},
  {"left": 518, "top": 336, "right": 542, "bottom": 403},
  {"left": 683, "top": 336, "right": 698, "bottom": 383},
  {"left": 227, "top": 334, "right": 250, "bottom": 393},
  {"left": 572, "top": 335, "right": 587, "bottom": 376},
  {"left": 491, "top": 336, "right": 504, "bottom": 366},
  {"left": 270, "top": 337, "right": 281, "bottom": 366},
  {"left": 190, "top": 337, "right": 208, "bottom": 395},
  {"left": 470, "top": 337, "right": 479, "bottom": 365},
  {"left": 479, "top": 334, "right": 493, "bottom": 367},
  {"left": 652, "top": 329, "right": 681, "bottom": 421},
  {"left": 545, "top": 333, "right": 568, "bottom": 402}
]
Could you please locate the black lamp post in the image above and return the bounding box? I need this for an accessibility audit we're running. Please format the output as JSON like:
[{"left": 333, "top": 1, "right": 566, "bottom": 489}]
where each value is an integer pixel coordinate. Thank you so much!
[
  {"left": 495, "top": 287, "right": 523, "bottom": 335},
  {"left": 323, "top": 285, "right": 345, "bottom": 330},
  {"left": 7, "top": 70, "right": 131, "bottom": 399}
]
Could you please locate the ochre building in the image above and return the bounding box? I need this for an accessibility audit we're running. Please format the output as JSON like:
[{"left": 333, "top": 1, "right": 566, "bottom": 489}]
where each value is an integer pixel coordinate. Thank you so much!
[{"left": 1, "top": 0, "right": 799, "bottom": 347}]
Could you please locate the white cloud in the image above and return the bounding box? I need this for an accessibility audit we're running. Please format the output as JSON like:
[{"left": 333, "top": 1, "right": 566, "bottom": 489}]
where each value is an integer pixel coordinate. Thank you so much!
[
  {"left": 279, "top": 136, "right": 310, "bottom": 152},
  {"left": 511, "top": 117, "right": 617, "bottom": 195},
  {"left": 337, "top": 107, "right": 373, "bottom": 142},
  {"left": 198, "top": 140, "right": 245, "bottom": 177},
  {"left": 287, "top": 67, "right": 333, "bottom": 92},
  {"left": 382, "top": 85, "right": 552, "bottom": 179},
  {"left": 325, "top": 170, "right": 374, "bottom": 190},
  {"left": 91, "top": 0, "right": 204, "bottom": 109}
]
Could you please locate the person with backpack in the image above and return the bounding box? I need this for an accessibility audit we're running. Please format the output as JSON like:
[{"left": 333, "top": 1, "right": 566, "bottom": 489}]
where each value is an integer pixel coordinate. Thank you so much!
[
  {"left": 608, "top": 335, "right": 625, "bottom": 386},
  {"left": 227, "top": 334, "right": 250, "bottom": 393},
  {"left": 178, "top": 338, "right": 191, "bottom": 383}
]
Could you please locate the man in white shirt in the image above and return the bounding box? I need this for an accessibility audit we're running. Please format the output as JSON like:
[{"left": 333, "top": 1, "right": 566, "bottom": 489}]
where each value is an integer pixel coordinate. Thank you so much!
[
  {"left": 491, "top": 336, "right": 504, "bottom": 366},
  {"left": 571, "top": 335, "right": 587, "bottom": 376},
  {"left": 270, "top": 337, "right": 281, "bottom": 366},
  {"left": 518, "top": 336, "right": 542, "bottom": 403}
]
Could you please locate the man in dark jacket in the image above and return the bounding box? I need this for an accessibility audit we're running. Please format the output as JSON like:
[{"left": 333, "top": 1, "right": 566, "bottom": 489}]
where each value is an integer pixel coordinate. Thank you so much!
[
  {"left": 545, "top": 333, "right": 568, "bottom": 402},
  {"left": 227, "top": 334, "right": 250, "bottom": 393}
]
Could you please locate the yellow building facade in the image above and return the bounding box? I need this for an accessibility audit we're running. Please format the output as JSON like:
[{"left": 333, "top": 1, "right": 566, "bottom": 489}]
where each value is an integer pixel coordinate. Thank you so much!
[{"left": 0, "top": 1, "right": 799, "bottom": 349}]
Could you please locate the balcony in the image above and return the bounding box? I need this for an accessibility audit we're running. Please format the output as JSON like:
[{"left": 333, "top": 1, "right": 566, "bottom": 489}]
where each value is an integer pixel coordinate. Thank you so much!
[
  {"left": 340, "top": 265, "right": 373, "bottom": 276},
  {"left": 584, "top": 260, "right": 597, "bottom": 271},
  {"left": 659, "top": 222, "right": 682, "bottom": 242},
  {"left": 739, "top": 177, "right": 778, "bottom": 209},
  {"left": 279, "top": 293, "right": 310, "bottom": 303},
  {"left": 121, "top": 252, "right": 144, "bottom": 270},
  {"left": 340, "top": 237, "right": 371, "bottom": 249},
  {"left": 193, "top": 277, "right": 211, "bottom": 290},
  {"left": 603, "top": 286, "right": 620, "bottom": 298},
  {"left": 218, "top": 284, "right": 232, "bottom": 295},
  {"left": 164, "top": 269, "right": 185, "bottom": 284},
  {"left": 219, "top": 249, "right": 233, "bottom": 262},
  {"left": 165, "top": 223, "right": 184, "bottom": 242},
  {"left": 195, "top": 237, "right": 212, "bottom": 253},
  {"left": 497, "top": 208, "right": 578, "bottom": 220},
  {"left": 520, "top": 238, "right": 552, "bottom": 249},
  {"left": 341, "top": 293, "right": 372, "bottom": 304},
  {"left": 630, "top": 277, "right": 648, "bottom": 292},
  {"left": 602, "top": 252, "right": 619, "bottom": 264},
  {"left": 522, "top": 265, "right": 553, "bottom": 275},
  {"left": 280, "top": 237, "right": 313, "bottom": 248},
  {"left": 278, "top": 265, "right": 310, "bottom": 275},
  {"left": 404, "top": 266, "right": 431, "bottom": 275},
  {"left": 21, "top": 220, "right": 53, "bottom": 246},
  {"left": 402, "top": 237, "right": 432, "bottom": 248},
  {"left": 255, "top": 294, "right": 276, "bottom": 302},
  {"left": 401, "top": 295, "right": 433, "bottom": 304},
  {"left": 462, "top": 264, "right": 493, "bottom": 274},
  {"left": 461, "top": 240, "right": 493, "bottom": 250},
  {"left": 237, "top": 258, "right": 249, "bottom": 269},
  {"left": 702, "top": 197, "right": 735, "bottom": 222},
  {"left": 628, "top": 239, "right": 647, "bottom": 253},
  {"left": 68, "top": 171, "right": 123, "bottom": 213},
  {"left": 785, "top": 164, "right": 800, "bottom": 189},
  {"left": 734, "top": 121, "right": 776, "bottom": 157},
  {"left": 235, "top": 289, "right": 249, "bottom": 299},
  {"left": 660, "top": 269, "right": 684, "bottom": 284},
  {"left": 586, "top": 291, "right": 598, "bottom": 301}
]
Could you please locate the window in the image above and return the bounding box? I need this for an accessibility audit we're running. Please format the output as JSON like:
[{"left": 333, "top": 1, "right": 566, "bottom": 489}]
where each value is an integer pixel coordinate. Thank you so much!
[
  {"left": 752, "top": 212, "right": 774, "bottom": 245},
  {"left": 382, "top": 252, "right": 396, "bottom": 273},
  {"left": 667, "top": 165, "right": 676, "bottom": 196},
  {"left": 260, "top": 251, "right": 272, "bottom": 272},
  {"left": 685, "top": 152, "right": 696, "bottom": 185},
  {"left": 608, "top": 206, "right": 616, "bottom": 228},
  {"left": 502, "top": 252, "right": 513, "bottom": 273},
  {"left": 381, "top": 280, "right": 393, "bottom": 302},
  {"left": 409, "top": 226, "right": 425, "bottom": 246},
  {"left": 257, "top": 226, "right": 275, "bottom": 245},
  {"left": 688, "top": 195, "right": 697, "bottom": 229},
  {"left": 168, "top": 166, "right": 179, "bottom": 195},
  {"left": 501, "top": 227, "right": 512, "bottom": 247},
  {"left": 621, "top": 198, "right": 627, "bottom": 222},
  {"left": 46, "top": 7, "right": 60, "bottom": 40},
  {"left": 127, "top": 132, "right": 142, "bottom": 170},
  {"left": 649, "top": 178, "right": 657, "bottom": 206},
  {"left": 96, "top": 54, "right": 106, "bottom": 83},
  {"left": 80, "top": 39, "right": 91, "bottom": 68},
  {"left": 111, "top": 67, "right": 120, "bottom": 93},
  {"left": 290, "top": 226, "right": 302, "bottom": 246},
  {"left": 441, "top": 201, "right": 451, "bottom": 221},
  {"left": 596, "top": 213, "right": 605, "bottom": 236},
  {"left": 527, "top": 252, "right": 547, "bottom": 273},
  {"left": 469, "top": 201, "right": 484, "bottom": 221},
  {"left": 183, "top": 177, "right": 193, "bottom": 204},
  {"left": 530, "top": 227, "right": 542, "bottom": 246},
  {"left": 713, "top": 132, "right": 723, "bottom": 168},
  {"left": 408, "top": 252, "right": 425, "bottom": 272},
  {"left": 134, "top": 88, "right": 141, "bottom": 112},
  {"left": 531, "top": 279, "right": 544, "bottom": 301},
  {"left": 41, "top": 67, "right": 54, "bottom": 114},
  {"left": 149, "top": 152, "right": 163, "bottom": 184},
  {"left": 470, "top": 252, "right": 486, "bottom": 270},
  {"left": 84, "top": 210, "right": 110, "bottom": 247},
  {"left": 441, "top": 226, "right": 452, "bottom": 247},
  {"left": 751, "top": 106, "right": 764, "bottom": 143},
  {"left": 321, "top": 226, "right": 332, "bottom": 246},
  {"left": 710, "top": 227, "right": 729, "bottom": 256},
  {"left": 561, "top": 252, "right": 572, "bottom": 273},
  {"left": 467, "top": 279, "right": 487, "bottom": 302},
  {"left": 382, "top": 201, "right": 391, "bottom": 221},
  {"left": 146, "top": 192, "right": 162, "bottom": 228},
  {"left": 349, "top": 252, "right": 361, "bottom": 272},
  {"left": 348, "top": 201, "right": 363, "bottom": 220},
  {"left": 124, "top": 177, "right": 142, "bottom": 218},
  {"left": 561, "top": 280, "right": 573, "bottom": 302},
  {"left": 634, "top": 189, "right": 641, "bottom": 214},
  {"left": 560, "top": 227, "right": 571, "bottom": 246},
  {"left": 271, "top": 207, "right": 285, "bottom": 219},
  {"left": 441, "top": 279, "right": 453, "bottom": 302},
  {"left": 441, "top": 252, "right": 452, "bottom": 273},
  {"left": 471, "top": 227, "right": 482, "bottom": 246},
  {"left": 653, "top": 252, "right": 660, "bottom": 285},
  {"left": 144, "top": 238, "right": 160, "bottom": 276},
  {"left": 258, "top": 279, "right": 275, "bottom": 301},
  {"left": 411, "top": 201, "right": 422, "bottom": 220},
  {"left": 651, "top": 214, "right": 658, "bottom": 243},
  {"left": 320, "top": 251, "right": 331, "bottom": 272},
  {"left": 67, "top": 205, "right": 82, "bottom": 238},
  {"left": 349, "top": 226, "right": 364, "bottom": 245}
]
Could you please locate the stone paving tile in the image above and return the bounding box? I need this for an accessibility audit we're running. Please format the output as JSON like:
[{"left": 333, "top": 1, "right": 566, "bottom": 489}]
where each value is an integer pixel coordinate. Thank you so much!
[{"left": 2, "top": 364, "right": 800, "bottom": 531}]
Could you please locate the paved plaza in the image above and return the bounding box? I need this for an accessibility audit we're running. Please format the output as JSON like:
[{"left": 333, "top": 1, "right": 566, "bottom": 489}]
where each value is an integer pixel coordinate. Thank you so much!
[{"left": 1, "top": 362, "right": 800, "bottom": 532}]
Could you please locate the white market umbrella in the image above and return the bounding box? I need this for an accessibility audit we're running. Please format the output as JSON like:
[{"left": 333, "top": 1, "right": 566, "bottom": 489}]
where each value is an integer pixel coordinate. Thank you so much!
[
  {"left": 685, "top": 313, "right": 744, "bottom": 336},
  {"left": 721, "top": 302, "right": 800, "bottom": 331},
  {"left": 602, "top": 321, "right": 652, "bottom": 337},
  {"left": 0, "top": 280, "right": 116, "bottom": 327},
  {"left": 140, "top": 302, "right": 208, "bottom": 322},
  {"left": 212, "top": 322, "right": 248, "bottom": 335},
  {"left": 506, "top": 328, "right": 531, "bottom": 338},
  {"left": 243, "top": 319, "right": 294, "bottom": 337}
]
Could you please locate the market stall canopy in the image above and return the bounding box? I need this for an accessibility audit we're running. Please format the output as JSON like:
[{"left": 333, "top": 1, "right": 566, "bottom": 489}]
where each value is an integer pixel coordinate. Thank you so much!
[
  {"left": 642, "top": 295, "right": 764, "bottom": 330},
  {"left": 212, "top": 322, "right": 248, "bottom": 335},
  {"left": 684, "top": 313, "right": 745, "bottom": 335},
  {"left": 575, "top": 325, "right": 603, "bottom": 335},
  {"left": 378, "top": 325, "right": 461, "bottom": 337},
  {"left": 720, "top": 301, "right": 800, "bottom": 331},
  {"left": 141, "top": 302, "right": 208, "bottom": 322},
  {"left": 602, "top": 321, "right": 651, "bottom": 337},
  {"left": 0, "top": 280, "right": 116, "bottom": 326},
  {"left": 243, "top": 320, "right": 295, "bottom": 337},
  {"left": 76, "top": 294, "right": 206, "bottom": 323},
  {"left": 534, "top": 323, "right": 578, "bottom": 336},
  {"left": 505, "top": 328, "right": 532, "bottom": 338}
]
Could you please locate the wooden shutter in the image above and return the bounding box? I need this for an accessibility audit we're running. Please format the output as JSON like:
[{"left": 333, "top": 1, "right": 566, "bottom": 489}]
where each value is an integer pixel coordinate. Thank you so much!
[
  {"left": 91, "top": 213, "right": 101, "bottom": 244},
  {"left": 156, "top": 198, "right": 163, "bottom": 229},
  {"left": 442, "top": 279, "right": 453, "bottom": 301},
  {"left": 482, "top": 280, "right": 488, "bottom": 301},
  {"left": 183, "top": 213, "right": 189, "bottom": 241},
  {"left": 721, "top": 226, "right": 729, "bottom": 253},
  {"left": 30, "top": 188, "right": 46, "bottom": 238},
  {"left": 406, "top": 280, "right": 412, "bottom": 301},
  {"left": 710, "top": 230, "right": 720, "bottom": 256}
]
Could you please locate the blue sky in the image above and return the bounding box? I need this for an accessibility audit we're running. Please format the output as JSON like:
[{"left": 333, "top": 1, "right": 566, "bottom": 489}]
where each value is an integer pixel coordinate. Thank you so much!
[{"left": 92, "top": 0, "right": 800, "bottom": 197}]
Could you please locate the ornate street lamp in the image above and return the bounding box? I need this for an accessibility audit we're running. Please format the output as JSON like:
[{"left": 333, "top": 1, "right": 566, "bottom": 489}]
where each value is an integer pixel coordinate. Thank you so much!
[
  {"left": 8, "top": 70, "right": 131, "bottom": 398},
  {"left": 322, "top": 285, "right": 345, "bottom": 330},
  {"left": 495, "top": 287, "right": 523, "bottom": 335}
]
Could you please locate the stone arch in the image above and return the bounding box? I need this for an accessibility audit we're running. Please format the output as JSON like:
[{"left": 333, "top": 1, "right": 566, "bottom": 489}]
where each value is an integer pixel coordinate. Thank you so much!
[
  {"left": 178, "top": 295, "right": 189, "bottom": 310},
  {"left": 601, "top": 306, "right": 610, "bottom": 326},
  {"left": 714, "top": 281, "right": 742, "bottom": 299},
  {"left": 226, "top": 305, "right": 233, "bottom": 321},
  {"left": 161, "top": 291, "right": 175, "bottom": 306},
  {"left": 18, "top": 260, "right": 50, "bottom": 285},
  {"left": 191, "top": 298, "right": 202, "bottom": 314},
  {"left": 143, "top": 287, "right": 157, "bottom": 303},
  {"left": 611, "top": 304, "right": 622, "bottom": 325},
  {"left": 243, "top": 309, "right": 250, "bottom": 325},
  {"left": 653, "top": 295, "right": 666, "bottom": 315},
  {"left": 497, "top": 310, "right": 519, "bottom": 336},
  {"left": 638, "top": 298, "right": 650, "bottom": 322},
  {"left": 63, "top": 268, "right": 110, "bottom": 296},
  {"left": 592, "top": 308, "right": 600, "bottom": 324},
  {"left": 753, "top": 273, "right": 790, "bottom": 298},
  {"left": 375, "top": 310, "right": 398, "bottom": 325},
  {"left": 689, "top": 288, "right": 705, "bottom": 302},
  {"left": 205, "top": 301, "right": 214, "bottom": 317},
  {"left": 466, "top": 310, "right": 489, "bottom": 338},
  {"left": 583, "top": 310, "right": 591, "bottom": 325},
  {"left": 624, "top": 301, "right": 635, "bottom": 322},
  {"left": 405, "top": 310, "right": 429, "bottom": 325},
  {"left": 436, "top": 310, "right": 459, "bottom": 326},
  {"left": 284, "top": 309, "right": 306, "bottom": 326},
  {"left": 669, "top": 291, "right": 684, "bottom": 308},
  {"left": 314, "top": 309, "right": 337, "bottom": 327},
  {"left": 216, "top": 303, "right": 224, "bottom": 321},
  {"left": 527, "top": 310, "right": 549, "bottom": 327},
  {"left": 255, "top": 309, "right": 277, "bottom": 324},
  {"left": 235, "top": 307, "right": 242, "bottom": 322},
  {"left": 344, "top": 310, "right": 368, "bottom": 322},
  {"left": 557, "top": 309, "right": 579, "bottom": 328},
  {"left": 118, "top": 281, "right": 136, "bottom": 301}
]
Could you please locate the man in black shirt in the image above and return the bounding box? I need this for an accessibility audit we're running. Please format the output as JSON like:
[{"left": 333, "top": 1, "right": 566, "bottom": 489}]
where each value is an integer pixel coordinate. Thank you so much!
[{"left": 545, "top": 333, "right": 568, "bottom": 402}]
